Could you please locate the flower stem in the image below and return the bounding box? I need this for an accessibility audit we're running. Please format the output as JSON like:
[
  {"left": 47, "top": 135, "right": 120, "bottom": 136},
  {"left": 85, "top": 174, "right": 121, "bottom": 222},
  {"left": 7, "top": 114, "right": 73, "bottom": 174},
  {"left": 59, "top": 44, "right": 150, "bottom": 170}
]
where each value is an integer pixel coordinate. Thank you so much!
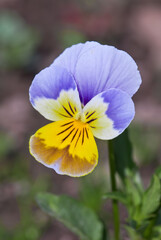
[{"left": 108, "top": 140, "right": 120, "bottom": 240}]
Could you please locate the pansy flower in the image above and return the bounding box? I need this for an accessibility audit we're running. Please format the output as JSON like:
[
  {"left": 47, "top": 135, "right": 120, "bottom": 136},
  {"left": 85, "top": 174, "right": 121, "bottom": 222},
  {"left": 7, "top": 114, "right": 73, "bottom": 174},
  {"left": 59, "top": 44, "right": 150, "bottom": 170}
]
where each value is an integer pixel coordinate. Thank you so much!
[{"left": 29, "top": 41, "right": 141, "bottom": 177}]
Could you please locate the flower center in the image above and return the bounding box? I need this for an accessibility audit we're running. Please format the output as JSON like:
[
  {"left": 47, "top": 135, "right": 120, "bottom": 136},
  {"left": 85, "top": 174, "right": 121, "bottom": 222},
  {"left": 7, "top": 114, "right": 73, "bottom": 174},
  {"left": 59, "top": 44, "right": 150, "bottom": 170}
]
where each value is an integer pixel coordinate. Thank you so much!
[{"left": 74, "top": 111, "right": 86, "bottom": 123}]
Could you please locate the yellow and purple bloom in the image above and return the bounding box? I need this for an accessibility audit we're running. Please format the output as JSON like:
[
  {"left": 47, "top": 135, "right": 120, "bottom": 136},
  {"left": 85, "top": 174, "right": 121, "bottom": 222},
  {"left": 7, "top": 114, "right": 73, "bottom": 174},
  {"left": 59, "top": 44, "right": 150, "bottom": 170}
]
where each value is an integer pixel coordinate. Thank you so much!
[{"left": 29, "top": 41, "right": 141, "bottom": 177}]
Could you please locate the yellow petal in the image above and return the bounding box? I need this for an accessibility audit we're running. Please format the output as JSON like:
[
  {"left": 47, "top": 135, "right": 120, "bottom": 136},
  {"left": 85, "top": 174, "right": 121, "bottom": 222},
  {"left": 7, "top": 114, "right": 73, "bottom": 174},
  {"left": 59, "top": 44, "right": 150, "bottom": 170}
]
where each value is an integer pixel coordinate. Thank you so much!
[{"left": 29, "top": 118, "right": 98, "bottom": 177}]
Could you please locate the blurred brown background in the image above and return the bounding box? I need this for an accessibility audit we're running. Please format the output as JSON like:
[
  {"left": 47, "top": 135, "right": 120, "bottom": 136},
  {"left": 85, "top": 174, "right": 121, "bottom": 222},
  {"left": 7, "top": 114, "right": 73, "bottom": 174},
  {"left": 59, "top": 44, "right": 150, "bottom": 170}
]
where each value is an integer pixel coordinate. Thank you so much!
[{"left": 0, "top": 0, "right": 161, "bottom": 239}]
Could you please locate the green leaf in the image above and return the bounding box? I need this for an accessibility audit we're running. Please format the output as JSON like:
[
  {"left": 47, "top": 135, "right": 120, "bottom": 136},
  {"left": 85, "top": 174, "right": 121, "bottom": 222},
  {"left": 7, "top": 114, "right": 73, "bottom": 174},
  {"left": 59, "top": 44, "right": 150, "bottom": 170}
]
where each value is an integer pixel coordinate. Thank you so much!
[
  {"left": 36, "top": 193, "right": 103, "bottom": 240},
  {"left": 103, "top": 191, "right": 127, "bottom": 205},
  {"left": 141, "top": 175, "right": 161, "bottom": 220},
  {"left": 124, "top": 178, "right": 142, "bottom": 222},
  {"left": 112, "top": 129, "right": 137, "bottom": 180},
  {"left": 125, "top": 175, "right": 142, "bottom": 207}
]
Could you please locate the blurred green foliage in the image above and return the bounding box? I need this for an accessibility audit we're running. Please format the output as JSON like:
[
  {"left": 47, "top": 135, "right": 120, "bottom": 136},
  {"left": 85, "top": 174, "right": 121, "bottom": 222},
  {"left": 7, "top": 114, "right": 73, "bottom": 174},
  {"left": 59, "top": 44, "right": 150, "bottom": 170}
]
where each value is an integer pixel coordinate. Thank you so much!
[
  {"left": 0, "top": 178, "right": 50, "bottom": 240},
  {"left": 0, "top": 132, "right": 51, "bottom": 240},
  {"left": 59, "top": 28, "right": 86, "bottom": 48},
  {"left": 0, "top": 11, "right": 40, "bottom": 70},
  {"left": 130, "top": 124, "right": 161, "bottom": 165},
  {"left": 0, "top": 133, "right": 14, "bottom": 158}
]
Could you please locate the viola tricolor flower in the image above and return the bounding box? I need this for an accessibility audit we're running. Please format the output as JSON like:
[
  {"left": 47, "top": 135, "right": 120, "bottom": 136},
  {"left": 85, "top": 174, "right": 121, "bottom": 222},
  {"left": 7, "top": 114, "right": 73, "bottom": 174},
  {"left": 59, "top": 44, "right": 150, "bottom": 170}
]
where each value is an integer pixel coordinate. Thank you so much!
[{"left": 29, "top": 41, "right": 141, "bottom": 177}]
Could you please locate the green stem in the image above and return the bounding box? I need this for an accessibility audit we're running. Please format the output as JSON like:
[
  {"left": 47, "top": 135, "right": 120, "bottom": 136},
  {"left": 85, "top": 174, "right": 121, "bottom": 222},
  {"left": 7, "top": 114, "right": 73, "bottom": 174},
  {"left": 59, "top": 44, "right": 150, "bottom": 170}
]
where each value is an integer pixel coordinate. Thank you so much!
[{"left": 108, "top": 140, "right": 120, "bottom": 240}]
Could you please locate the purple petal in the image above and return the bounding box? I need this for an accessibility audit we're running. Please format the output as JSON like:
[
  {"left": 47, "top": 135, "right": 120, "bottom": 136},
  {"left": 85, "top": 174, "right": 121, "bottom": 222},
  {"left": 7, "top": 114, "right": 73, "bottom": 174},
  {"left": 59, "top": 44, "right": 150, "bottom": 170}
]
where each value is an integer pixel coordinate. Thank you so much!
[
  {"left": 29, "top": 65, "right": 82, "bottom": 121},
  {"left": 53, "top": 41, "right": 141, "bottom": 105},
  {"left": 29, "top": 65, "right": 76, "bottom": 105},
  {"left": 101, "top": 88, "right": 135, "bottom": 133}
]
